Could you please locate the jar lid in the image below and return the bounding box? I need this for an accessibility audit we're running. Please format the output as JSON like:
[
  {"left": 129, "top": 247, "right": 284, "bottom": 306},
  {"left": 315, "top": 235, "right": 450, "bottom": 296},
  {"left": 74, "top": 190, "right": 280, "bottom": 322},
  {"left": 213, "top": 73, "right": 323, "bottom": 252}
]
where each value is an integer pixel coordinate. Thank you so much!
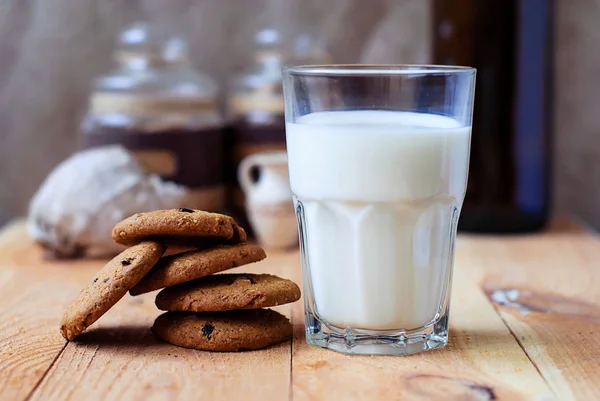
[{"left": 92, "top": 22, "right": 219, "bottom": 111}]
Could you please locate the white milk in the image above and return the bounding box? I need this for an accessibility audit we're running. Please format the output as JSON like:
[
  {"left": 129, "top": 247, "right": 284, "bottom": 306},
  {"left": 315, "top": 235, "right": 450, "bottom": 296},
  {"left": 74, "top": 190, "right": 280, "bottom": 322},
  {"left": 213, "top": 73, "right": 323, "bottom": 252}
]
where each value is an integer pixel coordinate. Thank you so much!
[{"left": 286, "top": 110, "right": 471, "bottom": 330}]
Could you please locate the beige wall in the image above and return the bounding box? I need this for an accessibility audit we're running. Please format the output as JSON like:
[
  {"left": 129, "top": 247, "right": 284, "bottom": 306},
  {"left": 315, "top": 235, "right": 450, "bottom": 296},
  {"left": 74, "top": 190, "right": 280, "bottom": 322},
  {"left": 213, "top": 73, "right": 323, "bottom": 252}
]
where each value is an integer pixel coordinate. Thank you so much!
[
  {"left": 0, "top": 0, "right": 596, "bottom": 228},
  {"left": 0, "top": 0, "right": 430, "bottom": 225},
  {"left": 554, "top": 0, "right": 600, "bottom": 227}
]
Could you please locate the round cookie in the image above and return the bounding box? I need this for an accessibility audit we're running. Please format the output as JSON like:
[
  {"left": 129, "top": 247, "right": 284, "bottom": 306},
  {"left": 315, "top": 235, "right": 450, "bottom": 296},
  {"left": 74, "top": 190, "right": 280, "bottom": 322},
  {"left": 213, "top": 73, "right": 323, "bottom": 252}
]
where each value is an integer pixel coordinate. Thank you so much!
[
  {"left": 112, "top": 209, "right": 247, "bottom": 246},
  {"left": 129, "top": 244, "right": 266, "bottom": 296},
  {"left": 60, "top": 241, "right": 166, "bottom": 341},
  {"left": 152, "top": 309, "right": 292, "bottom": 351},
  {"left": 155, "top": 274, "right": 301, "bottom": 312}
]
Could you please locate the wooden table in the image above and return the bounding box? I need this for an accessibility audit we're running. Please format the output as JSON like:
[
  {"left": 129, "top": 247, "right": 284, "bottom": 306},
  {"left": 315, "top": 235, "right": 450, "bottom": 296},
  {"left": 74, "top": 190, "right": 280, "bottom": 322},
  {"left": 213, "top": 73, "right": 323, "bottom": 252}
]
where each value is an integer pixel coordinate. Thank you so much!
[{"left": 1, "top": 220, "right": 599, "bottom": 401}]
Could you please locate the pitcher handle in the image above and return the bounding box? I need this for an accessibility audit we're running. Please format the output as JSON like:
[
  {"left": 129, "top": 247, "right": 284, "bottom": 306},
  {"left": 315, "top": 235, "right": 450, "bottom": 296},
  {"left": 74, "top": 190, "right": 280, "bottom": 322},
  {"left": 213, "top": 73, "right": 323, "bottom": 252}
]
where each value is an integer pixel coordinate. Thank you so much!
[{"left": 238, "top": 153, "right": 264, "bottom": 195}]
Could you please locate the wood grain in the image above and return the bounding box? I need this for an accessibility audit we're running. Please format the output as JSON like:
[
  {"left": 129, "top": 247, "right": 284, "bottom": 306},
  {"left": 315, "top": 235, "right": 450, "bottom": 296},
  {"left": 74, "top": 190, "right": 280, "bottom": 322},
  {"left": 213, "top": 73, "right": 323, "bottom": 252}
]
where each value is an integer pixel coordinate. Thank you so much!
[
  {"left": 289, "top": 255, "right": 553, "bottom": 401},
  {"left": 3, "top": 220, "right": 600, "bottom": 400},
  {"left": 459, "top": 221, "right": 600, "bottom": 401},
  {"left": 29, "top": 252, "right": 294, "bottom": 401},
  {"left": 0, "top": 221, "right": 75, "bottom": 400}
]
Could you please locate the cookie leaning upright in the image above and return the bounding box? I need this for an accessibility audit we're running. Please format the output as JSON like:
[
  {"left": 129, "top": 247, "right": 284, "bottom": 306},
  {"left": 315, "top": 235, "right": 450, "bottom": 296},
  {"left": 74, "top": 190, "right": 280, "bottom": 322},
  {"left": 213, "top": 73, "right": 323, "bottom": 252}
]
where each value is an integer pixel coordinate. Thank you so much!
[
  {"left": 112, "top": 208, "right": 247, "bottom": 246},
  {"left": 60, "top": 241, "right": 165, "bottom": 341}
]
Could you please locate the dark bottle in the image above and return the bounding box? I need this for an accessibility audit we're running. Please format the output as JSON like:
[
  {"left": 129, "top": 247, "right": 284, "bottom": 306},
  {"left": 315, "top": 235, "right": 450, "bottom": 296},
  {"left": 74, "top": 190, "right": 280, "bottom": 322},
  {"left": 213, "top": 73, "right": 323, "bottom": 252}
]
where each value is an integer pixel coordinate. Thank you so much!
[{"left": 432, "top": 0, "right": 553, "bottom": 233}]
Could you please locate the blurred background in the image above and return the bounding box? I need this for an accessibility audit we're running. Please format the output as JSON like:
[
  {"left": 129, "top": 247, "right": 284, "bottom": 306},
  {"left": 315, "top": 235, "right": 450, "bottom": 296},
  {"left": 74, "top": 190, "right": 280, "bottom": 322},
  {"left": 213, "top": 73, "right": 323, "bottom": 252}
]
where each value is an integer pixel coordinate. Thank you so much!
[{"left": 0, "top": 0, "right": 596, "bottom": 255}]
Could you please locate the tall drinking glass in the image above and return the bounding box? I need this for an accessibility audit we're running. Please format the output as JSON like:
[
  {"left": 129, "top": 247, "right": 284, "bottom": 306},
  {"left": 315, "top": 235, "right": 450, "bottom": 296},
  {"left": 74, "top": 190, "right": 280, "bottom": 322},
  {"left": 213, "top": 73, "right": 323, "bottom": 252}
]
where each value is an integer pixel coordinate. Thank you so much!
[{"left": 283, "top": 65, "right": 476, "bottom": 355}]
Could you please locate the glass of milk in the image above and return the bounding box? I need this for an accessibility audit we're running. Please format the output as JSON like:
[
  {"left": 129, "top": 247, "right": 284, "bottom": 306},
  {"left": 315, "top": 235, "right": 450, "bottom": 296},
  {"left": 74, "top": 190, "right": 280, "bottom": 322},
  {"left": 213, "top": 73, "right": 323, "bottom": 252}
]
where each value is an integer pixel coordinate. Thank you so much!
[{"left": 282, "top": 65, "right": 476, "bottom": 355}]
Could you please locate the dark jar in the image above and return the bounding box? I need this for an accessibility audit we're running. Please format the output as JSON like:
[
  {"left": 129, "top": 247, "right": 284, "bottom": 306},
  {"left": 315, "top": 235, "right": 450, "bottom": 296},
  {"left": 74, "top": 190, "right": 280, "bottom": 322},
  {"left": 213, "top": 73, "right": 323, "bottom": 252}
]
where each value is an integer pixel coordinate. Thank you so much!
[{"left": 82, "top": 22, "right": 225, "bottom": 211}]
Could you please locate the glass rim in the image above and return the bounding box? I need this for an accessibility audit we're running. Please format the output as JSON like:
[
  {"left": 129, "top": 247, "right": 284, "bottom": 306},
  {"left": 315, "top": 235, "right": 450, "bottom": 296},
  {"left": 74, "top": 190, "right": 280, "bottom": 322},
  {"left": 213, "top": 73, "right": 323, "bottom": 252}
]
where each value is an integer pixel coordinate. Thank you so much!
[{"left": 283, "top": 64, "right": 476, "bottom": 76}]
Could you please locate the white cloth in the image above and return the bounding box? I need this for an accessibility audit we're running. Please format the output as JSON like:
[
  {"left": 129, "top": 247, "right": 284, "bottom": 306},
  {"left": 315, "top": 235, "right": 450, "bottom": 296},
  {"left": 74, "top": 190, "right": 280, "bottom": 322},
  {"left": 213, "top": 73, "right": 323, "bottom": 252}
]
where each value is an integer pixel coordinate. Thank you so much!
[{"left": 27, "top": 145, "right": 187, "bottom": 257}]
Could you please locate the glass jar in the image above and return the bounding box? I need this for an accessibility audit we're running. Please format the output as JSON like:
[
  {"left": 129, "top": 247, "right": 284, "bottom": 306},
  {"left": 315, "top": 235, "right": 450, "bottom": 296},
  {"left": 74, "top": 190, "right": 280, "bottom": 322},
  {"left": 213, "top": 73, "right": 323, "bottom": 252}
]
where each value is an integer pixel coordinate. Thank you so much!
[
  {"left": 82, "top": 22, "right": 225, "bottom": 211},
  {"left": 225, "top": 28, "right": 330, "bottom": 229}
]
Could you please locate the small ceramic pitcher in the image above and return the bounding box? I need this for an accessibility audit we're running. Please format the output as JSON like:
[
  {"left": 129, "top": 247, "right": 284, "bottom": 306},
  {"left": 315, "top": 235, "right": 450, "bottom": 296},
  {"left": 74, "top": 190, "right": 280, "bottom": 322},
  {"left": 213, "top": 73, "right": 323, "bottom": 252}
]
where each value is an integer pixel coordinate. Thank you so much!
[{"left": 238, "top": 151, "right": 298, "bottom": 249}]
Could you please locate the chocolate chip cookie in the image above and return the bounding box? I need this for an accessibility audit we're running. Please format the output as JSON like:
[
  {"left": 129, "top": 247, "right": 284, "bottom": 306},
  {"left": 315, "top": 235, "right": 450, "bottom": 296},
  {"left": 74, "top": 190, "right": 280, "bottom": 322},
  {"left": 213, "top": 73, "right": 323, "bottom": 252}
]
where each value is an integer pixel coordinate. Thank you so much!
[
  {"left": 60, "top": 241, "right": 165, "bottom": 341},
  {"left": 155, "top": 274, "right": 301, "bottom": 312},
  {"left": 112, "top": 209, "right": 246, "bottom": 246},
  {"left": 152, "top": 309, "right": 292, "bottom": 351},
  {"left": 129, "top": 244, "right": 266, "bottom": 296}
]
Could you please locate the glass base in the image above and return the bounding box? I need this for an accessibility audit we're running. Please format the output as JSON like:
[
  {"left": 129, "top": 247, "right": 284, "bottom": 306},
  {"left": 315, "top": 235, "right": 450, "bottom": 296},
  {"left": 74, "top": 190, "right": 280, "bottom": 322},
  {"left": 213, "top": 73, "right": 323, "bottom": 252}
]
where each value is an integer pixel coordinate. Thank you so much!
[{"left": 305, "top": 310, "right": 449, "bottom": 356}]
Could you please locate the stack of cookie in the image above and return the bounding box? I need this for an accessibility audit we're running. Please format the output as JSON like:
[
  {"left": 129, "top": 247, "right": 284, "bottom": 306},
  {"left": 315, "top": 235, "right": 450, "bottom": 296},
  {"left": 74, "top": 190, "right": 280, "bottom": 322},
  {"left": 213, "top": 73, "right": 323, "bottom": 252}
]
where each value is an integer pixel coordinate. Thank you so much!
[{"left": 60, "top": 208, "right": 300, "bottom": 352}]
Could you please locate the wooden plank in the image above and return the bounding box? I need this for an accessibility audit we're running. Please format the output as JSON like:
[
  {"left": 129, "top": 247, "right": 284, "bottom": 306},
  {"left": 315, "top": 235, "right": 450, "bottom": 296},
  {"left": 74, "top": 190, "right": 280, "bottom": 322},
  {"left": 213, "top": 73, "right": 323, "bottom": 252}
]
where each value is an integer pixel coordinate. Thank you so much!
[
  {"left": 493, "top": 305, "right": 600, "bottom": 401},
  {"left": 459, "top": 221, "right": 600, "bottom": 400},
  {"left": 28, "top": 250, "right": 294, "bottom": 401},
  {"left": 0, "top": 221, "right": 82, "bottom": 400},
  {"left": 3, "top": 219, "right": 600, "bottom": 400},
  {"left": 289, "top": 249, "right": 553, "bottom": 400}
]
